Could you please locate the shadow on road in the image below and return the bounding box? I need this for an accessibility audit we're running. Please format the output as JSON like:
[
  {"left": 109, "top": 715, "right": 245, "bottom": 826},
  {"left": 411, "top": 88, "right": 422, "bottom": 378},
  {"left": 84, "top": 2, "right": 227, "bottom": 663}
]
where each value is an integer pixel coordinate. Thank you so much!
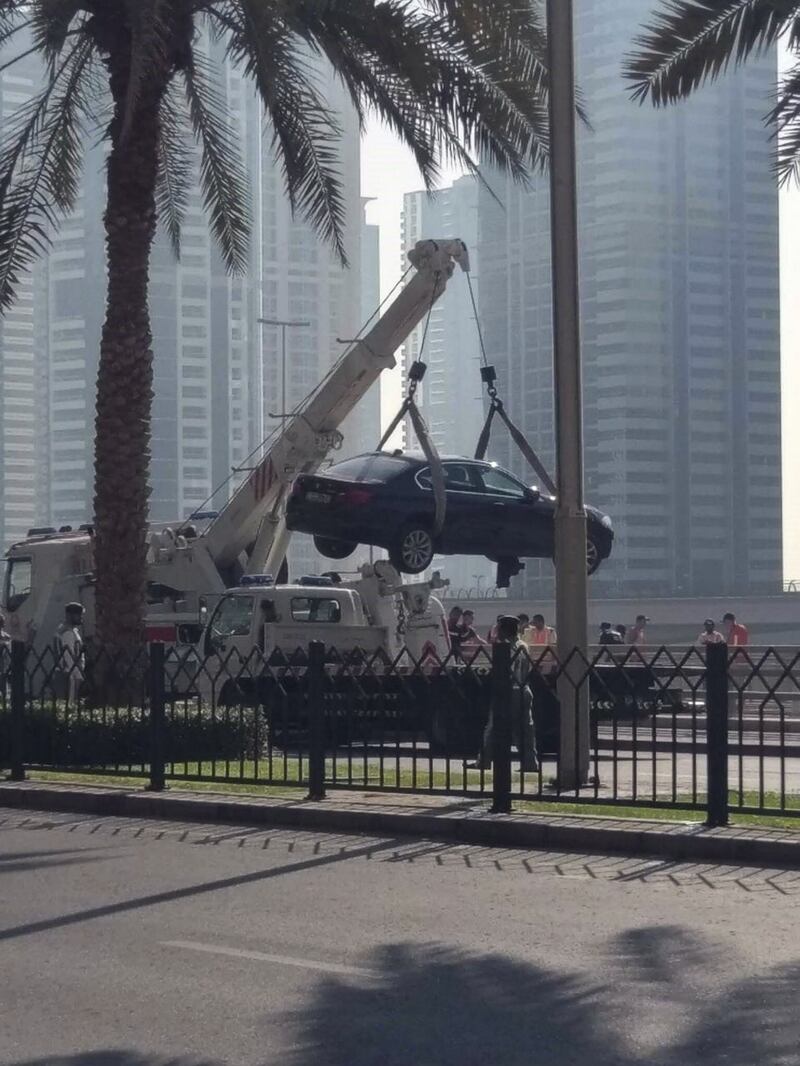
[
  {"left": 13, "top": 1056, "right": 219, "bottom": 1066},
  {"left": 286, "top": 927, "right": 800, "bottom": 1066}
]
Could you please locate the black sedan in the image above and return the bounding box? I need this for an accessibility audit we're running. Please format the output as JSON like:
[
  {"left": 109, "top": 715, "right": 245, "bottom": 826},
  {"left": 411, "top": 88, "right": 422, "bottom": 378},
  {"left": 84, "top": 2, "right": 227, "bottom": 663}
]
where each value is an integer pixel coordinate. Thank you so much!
[{"left": 286, "top": 451, "right": 614, "bottom": 577}]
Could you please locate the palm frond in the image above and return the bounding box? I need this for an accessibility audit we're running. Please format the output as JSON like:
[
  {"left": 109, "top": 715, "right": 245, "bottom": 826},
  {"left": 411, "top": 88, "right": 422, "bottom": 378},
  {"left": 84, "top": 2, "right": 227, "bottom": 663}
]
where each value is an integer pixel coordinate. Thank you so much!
[
  {"left": 182, "top": 53, "right": 250, "bottom": 273},
  {"left": 218, "top": 1, "right": 348, "bottom": 261},
  {"left": 0, "top": 35, "right": 95, "bottom": 310},
  {"left": 155, "top": 79, "right": 193, "bottom": 258},
  {"left": 625, "top": 0, "right": 795, "bottom": 105},
  {"left": 769, "top": 57, "right": 800, "bottom": 183},
  {"left": 29, "top": 0, "right": 85, "bottom": 64}
]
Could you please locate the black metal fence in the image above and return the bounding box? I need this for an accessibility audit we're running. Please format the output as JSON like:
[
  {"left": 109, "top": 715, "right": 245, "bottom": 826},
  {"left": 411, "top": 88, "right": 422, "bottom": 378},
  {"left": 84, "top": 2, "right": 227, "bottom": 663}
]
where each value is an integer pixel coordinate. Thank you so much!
[{"left": 3, "top": 639, "right": 800, "bottom": 826}]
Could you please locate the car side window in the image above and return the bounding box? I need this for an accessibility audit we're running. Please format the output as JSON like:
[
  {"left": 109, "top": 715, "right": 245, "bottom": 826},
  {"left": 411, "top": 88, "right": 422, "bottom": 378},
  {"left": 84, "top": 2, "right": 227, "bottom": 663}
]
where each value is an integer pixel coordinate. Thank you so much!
[
  {"left": 479, "top": 468, "right": 529, "bottom": 499},
  {"left": 415, "top": 464, "right": 480, "bottom": 493}
]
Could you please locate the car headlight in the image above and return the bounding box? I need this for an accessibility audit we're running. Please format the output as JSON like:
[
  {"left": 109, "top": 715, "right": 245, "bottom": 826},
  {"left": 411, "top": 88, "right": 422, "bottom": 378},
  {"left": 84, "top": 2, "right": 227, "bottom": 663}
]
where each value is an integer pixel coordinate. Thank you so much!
[{"left": 601, "top": 515, "right": 613, "bottom": 530}]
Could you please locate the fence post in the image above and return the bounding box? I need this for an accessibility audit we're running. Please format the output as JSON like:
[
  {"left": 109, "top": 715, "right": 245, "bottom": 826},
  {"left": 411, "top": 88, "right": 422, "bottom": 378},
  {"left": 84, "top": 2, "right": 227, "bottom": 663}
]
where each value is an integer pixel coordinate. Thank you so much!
[
  {"left": 705, "top": 642, "right": 729, "bottom": 828},
  {"left": 490, "top": 640, "right": 513, "bottom": 814},
  {"left": 9, "top": 641, "right": 26, "bottom": 782},
  {"left": 148, "top": 642, "right": 166, "bottom": 792},
  {"left": 306, "top": 641, "right": 326, "bottom": 801}
]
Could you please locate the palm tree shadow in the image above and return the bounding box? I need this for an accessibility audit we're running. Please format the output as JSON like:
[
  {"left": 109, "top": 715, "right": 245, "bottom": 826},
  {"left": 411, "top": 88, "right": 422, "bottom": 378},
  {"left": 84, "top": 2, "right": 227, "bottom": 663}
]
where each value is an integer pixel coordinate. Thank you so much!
[
  {"left": 286, "top": 942, "right": 621, "bottom": 1066},
  {"left": 286, "top": 929, "right": 800, "bottom": 1066}
]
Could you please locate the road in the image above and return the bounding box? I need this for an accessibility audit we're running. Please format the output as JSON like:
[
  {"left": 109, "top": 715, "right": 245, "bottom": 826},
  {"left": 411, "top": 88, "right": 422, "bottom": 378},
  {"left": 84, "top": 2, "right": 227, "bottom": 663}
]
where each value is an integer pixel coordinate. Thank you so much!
[{"left": 0, "top": 811, "right": 799, "bottom": 1066}]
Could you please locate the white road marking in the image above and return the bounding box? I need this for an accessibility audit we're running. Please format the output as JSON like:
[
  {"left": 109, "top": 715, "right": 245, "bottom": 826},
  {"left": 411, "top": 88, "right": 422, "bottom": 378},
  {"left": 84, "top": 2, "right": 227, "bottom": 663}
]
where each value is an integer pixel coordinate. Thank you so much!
[{"left": 161, "top": 939, "right": 376, "bottom": 979}]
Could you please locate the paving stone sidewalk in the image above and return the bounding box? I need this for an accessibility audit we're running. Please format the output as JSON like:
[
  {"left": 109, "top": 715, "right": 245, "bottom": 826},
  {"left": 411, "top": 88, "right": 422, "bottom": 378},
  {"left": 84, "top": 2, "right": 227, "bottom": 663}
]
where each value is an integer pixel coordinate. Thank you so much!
[{"left": 2, "top": 778, "right": 800, "bottom": 868}]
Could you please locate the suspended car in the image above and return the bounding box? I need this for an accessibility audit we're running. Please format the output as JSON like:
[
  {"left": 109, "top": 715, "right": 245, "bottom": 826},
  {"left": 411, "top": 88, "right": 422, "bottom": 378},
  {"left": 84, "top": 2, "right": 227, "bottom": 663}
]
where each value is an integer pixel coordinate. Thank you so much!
[{"left": 286, "top": 451, "right": 614, "bottom": 577}]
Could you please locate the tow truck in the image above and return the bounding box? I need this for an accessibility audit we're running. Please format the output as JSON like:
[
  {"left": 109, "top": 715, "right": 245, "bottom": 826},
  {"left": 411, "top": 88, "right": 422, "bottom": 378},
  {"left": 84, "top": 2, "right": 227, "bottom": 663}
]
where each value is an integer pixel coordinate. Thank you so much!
[{"left": 2, "top": 239, "right": 469, "bottom": 654}]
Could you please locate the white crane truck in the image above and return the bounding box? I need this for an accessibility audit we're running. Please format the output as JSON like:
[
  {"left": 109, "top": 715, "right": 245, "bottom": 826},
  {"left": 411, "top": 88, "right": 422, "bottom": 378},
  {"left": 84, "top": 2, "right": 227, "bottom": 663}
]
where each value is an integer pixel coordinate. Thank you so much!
[{"left": 2, "top": 240, "right": 469, "bottom": 658}]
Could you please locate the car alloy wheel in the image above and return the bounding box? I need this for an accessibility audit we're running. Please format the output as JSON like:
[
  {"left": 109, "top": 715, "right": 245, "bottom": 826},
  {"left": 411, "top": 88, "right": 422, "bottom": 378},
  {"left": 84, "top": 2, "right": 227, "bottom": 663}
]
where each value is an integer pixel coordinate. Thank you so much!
[
  {"left": 586, "top": 536, "right": 601, "bottom": 576},
  {"left": 395, "top": 525, "right": 434, "bottom": 574}
]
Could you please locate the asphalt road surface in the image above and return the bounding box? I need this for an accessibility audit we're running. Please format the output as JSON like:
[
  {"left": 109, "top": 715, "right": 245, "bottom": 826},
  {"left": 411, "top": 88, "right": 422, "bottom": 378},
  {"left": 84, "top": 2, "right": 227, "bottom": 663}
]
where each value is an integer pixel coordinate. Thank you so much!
[{"left": 1, "top": 811, "right": 799, "bottom": 1066}]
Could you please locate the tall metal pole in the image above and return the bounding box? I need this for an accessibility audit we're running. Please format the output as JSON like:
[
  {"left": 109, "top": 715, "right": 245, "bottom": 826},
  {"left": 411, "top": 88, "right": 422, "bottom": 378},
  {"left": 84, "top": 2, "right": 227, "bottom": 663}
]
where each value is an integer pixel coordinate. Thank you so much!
[
  {"left": 258, "top": 317, "right": 311, "bottom": 421},
  {"left": 547, "top": 0, "right": 590, "bottom": 789}
]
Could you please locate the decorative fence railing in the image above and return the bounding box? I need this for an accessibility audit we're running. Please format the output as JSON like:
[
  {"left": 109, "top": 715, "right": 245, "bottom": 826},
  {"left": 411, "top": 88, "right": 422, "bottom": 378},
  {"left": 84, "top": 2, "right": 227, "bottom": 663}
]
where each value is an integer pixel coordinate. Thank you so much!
[{"left": 2, "top": 640, "right": 800, "bottom": 826}]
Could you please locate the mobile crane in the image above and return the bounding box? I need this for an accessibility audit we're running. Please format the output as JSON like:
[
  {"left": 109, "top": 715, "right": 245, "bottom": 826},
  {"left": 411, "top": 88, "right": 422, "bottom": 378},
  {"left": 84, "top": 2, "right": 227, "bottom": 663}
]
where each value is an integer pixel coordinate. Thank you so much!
[{"left": 2, "top": 240, "right": 469, "bottom": 654}]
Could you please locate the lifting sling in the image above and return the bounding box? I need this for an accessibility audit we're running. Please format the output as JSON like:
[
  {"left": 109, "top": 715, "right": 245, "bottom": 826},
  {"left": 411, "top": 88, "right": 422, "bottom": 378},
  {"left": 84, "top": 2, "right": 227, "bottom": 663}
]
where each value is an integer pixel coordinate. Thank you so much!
[
  {"left": 474, "top": 366, "right": 557, "bottom": 497},
  {"left": 378, "top": 360, "right": 446, "bottom": 536},
  {"left": 464, "top": 271, "right": 557, "bottom": 497}
]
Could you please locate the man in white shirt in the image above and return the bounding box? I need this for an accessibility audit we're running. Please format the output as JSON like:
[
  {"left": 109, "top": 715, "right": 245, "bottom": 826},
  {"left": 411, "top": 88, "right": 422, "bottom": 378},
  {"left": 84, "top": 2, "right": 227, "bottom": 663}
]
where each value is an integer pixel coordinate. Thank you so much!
[
  {"left": 698, "top": 618, "right": 724, "bottom": 646},
  {"left": 55, "top": 602, "right": 85, "bottom": 703}
]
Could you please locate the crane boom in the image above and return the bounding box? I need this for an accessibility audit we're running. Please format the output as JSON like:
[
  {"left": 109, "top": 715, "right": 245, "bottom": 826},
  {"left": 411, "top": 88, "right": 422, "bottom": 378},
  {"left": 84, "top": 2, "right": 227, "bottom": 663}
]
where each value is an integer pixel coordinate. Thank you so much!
[{"left": 204, "top": 239, "right": 470, "bottom": 571}]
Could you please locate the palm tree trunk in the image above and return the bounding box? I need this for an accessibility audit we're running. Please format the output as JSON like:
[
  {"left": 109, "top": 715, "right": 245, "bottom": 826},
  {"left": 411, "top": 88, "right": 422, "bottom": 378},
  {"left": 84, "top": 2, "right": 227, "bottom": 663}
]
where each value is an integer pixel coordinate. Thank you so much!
[{"left": 93, "top": 70, "right": 163, "bottom": 652}]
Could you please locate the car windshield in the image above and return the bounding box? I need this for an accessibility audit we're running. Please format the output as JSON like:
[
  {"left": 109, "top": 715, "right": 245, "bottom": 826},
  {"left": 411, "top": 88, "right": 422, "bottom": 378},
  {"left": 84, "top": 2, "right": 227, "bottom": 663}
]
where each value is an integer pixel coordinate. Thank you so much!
[
  {"left": 326, "top": 454, "right": 407, "bottom": 483},
  {"left": 2, "top": 557, "right": 31, "bottom": 612},
  {"left": 209, "top": 595, "right": 255, "bottom": 638}
]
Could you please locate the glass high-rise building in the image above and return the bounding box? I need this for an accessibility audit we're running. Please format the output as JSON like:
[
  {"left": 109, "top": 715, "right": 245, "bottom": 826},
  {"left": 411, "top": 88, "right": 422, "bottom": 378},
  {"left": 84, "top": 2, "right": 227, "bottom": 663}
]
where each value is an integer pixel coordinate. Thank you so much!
[{"left": 479, "top": 0, "right": 782, "bottom": 599}]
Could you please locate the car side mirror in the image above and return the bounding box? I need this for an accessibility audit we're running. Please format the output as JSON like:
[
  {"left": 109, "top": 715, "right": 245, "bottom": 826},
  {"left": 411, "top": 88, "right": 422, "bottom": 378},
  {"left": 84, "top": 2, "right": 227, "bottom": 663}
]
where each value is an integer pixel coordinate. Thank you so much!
[{"left": 526, "top": 487, "right": 540, "bottom": 502}]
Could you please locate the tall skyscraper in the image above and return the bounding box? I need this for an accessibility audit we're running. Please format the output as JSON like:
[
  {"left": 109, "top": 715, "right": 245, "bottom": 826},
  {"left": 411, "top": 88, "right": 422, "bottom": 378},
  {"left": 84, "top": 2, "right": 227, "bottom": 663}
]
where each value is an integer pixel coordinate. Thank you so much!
[
  {"left": 479, "top": 1, "right": 782, "bottom": 599},
  {"left": 401, "top": 175, "right": 493, "bottom": 590},
  {"left": 0, "top": 54, "right": 50, "bottom": 547}
]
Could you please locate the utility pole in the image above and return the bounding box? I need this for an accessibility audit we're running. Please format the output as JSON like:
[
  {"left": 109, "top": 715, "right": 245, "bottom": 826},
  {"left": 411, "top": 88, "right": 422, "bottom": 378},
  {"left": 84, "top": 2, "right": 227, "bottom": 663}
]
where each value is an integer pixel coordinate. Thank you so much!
[
  {"left": 547, "top": 0, "right": 590, "bottom": 789},
  {"left": 258, "top": 317, "right": 311, "bottom": 421}
]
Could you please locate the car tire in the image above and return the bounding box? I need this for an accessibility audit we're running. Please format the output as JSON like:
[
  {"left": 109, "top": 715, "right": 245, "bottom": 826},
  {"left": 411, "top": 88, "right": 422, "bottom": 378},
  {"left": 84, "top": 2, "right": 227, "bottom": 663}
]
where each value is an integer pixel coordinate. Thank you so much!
[
  {"left": 587, "top": 535, "right": 602, "bottom": 576},
  {"left": 313, "top": 535, "right": 358, "bottom": 560},
  {"left": 391, "top": 523, "right": 435, "bottom": 574}
]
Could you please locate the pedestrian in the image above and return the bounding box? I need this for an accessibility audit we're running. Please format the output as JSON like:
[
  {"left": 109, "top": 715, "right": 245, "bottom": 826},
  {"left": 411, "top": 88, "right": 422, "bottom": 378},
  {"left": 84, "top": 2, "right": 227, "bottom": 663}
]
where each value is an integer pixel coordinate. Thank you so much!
[
  {"left": 459, "top": 609, "right": 487, "bottom": 654},
  {"left": 469, "top": 615, "right": 539, "bottom": 773},
  {"left": 55, "top": 602, "right": 85, "bottom": 704},
  {"left": 487, "top": 614, "right": 504, "bottom": 644},
  {"left": 722, "top": 612, "right": 749, "bottom": 647},
  {"left": 447, "top": 606, "right": 463, "bottom": 656},
  {"left": 599, "top": 622, "right": 622, "bottom": 645},
  {"left": 697, "top": 618, "right": 724, "bottom": 646},
  {"left": 523, "top": 613, "right": 557, "bottom": 647},
  {"left": 629, "top": 614, "right": 649, "bottom": 646},
  {"left": 517, "top": 613, "right": 530, "bottom": 640},
  {"left": 616, "top": 624, "right": 627, "bottom": 643}
]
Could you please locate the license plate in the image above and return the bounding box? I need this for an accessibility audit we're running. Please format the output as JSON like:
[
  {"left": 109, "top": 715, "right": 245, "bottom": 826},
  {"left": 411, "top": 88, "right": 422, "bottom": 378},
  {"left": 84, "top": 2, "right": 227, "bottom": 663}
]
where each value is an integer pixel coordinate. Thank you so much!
[{"left": 306, "top": 491, "right": 331, "bottom": 503}]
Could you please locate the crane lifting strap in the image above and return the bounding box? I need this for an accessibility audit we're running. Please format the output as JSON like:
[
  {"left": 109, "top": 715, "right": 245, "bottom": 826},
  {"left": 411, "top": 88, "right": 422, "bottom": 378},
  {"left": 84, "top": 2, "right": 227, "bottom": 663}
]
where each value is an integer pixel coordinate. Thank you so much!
[
  {"left": 378, "top": 360, "right": 446, "bottom": 536},
  {"left": 475, "top": 366, "right": 557, "bottom": 497}
]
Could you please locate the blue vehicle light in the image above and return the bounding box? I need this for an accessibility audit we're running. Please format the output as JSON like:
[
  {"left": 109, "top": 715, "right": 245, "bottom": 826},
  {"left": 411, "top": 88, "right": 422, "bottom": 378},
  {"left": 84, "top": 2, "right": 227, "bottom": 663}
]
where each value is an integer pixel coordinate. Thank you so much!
[
  {"left": 298, "top": 575, "right": 334, "bottom": 587},
  {"left": 240, "top": 574, "right": 274, "bottom": 587}
]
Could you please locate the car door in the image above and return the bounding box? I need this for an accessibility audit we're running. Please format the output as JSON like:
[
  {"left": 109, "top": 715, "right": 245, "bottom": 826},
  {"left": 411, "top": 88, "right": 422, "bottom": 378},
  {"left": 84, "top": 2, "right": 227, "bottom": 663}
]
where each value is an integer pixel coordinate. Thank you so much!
[
  {"left": 473, "top": 465, "right": 544, "bottom": 556},
  {"left": 416, "top": 462, "right": 484, "bottom": 552}
]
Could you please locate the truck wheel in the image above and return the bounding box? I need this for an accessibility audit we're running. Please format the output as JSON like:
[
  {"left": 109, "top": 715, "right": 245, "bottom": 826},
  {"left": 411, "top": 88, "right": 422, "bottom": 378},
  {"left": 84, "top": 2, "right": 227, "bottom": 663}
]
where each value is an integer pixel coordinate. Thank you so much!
[
  {"left": 391, "top": 523, "right": 435, "bottom": 574},
  {"left": 313, "top": 535, "right": 357, "bottom": 560}
]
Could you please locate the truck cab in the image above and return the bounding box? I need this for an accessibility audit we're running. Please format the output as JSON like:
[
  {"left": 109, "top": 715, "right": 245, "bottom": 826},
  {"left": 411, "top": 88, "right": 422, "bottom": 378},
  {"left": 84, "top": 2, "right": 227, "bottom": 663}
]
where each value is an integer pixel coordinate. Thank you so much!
[{"left": 202, "top": 577, "right": 386, "bottom": 663}]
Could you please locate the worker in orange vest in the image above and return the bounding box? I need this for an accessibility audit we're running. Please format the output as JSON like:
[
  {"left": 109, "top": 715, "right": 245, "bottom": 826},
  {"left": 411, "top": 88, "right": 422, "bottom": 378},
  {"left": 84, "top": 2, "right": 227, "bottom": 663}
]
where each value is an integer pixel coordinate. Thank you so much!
[{"left": 723, "top": 612, "right": 748, "bottom": 646}]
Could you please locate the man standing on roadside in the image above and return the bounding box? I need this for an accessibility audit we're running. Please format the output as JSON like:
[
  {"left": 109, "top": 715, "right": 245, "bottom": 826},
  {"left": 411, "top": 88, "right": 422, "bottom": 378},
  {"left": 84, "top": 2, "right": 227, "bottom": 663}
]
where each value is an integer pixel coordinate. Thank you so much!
[
  {"left": 629, "top": 615, "right": 649, "bottom": 647},
  {"left": 523, "top": 613, "right": 557, "bottom": 648},
  {"left": 698, "top": 619, "right": 724, "bottom": 646},
  {"left": 469, "top": 615, "right": 539, "bottom": 773},
  {"left": 723, "top": 612, "right": 749, "bottom": 647},
  {"left": 55, "top": 602, "right": 85, "bottom": 704}
]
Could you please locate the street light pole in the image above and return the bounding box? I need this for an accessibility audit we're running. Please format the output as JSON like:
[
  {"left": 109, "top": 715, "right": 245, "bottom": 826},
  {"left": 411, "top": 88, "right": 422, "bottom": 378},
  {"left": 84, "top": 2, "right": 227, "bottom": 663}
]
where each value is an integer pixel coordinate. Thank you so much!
[
  {"left": 258, "top": 317, "right": 311, "bottom": 422},
  {"left": 546, "top": 0, "right": 590, "bottom": 789}
]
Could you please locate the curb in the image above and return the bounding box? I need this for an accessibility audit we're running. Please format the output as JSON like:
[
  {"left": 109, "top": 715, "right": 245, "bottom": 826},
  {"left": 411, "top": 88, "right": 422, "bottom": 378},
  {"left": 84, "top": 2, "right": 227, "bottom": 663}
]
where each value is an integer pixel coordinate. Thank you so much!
[{"left": 1, "top": 784, "right": 799, "bottom": 868}]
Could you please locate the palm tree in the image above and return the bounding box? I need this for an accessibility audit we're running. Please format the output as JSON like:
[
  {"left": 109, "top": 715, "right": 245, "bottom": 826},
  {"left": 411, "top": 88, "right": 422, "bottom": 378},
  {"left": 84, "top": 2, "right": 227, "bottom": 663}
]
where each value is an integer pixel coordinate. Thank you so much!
[
  {"left": 626, "top": 1, "right": 800, "bottom": 183},
  {"left": 0, "top": 0, "right": 551, "bottom": 653}
]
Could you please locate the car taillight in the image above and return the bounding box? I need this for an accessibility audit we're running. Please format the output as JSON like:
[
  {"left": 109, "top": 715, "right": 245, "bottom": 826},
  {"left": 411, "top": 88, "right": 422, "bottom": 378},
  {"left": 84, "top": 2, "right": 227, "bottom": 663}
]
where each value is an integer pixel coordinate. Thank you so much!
[{"left": 344, "top": 487, "right": 373, "bottom": 506}]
